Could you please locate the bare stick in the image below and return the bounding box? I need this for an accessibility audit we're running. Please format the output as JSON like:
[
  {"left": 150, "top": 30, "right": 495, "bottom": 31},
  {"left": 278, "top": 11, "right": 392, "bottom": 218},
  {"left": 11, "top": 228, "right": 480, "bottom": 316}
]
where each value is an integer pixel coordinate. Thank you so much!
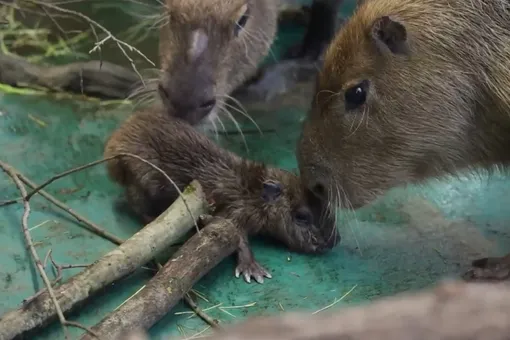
[
  {"left": 24, "top": 153, "right": 199, "bottom": 231},
  {"left": 196, "top": 281, "right": 510, "bottom": 340},
  {"left": 0, "top": 180, "right": 207, "bottom": 340},
  {"left": 22, "top": 173, "right": 124, "bottom": 244},
  {"left": 23, "top": 249, "right": 89, "bottom": 305},
  {"left": 47, "top": 251, "right": 89, "bottom": 286},
  {"left": 0, "top": 161, "right": 70, "bottom": 338},
  {"left": 184, "top": 293, "right": 224, "bottom": 330},
  {"left": 0, "top": 168, "right": 124, "bottom": 245},
  {"left": 1, "top": 153, "right": 200, "bottom": 234},
  {"left": 81, "top": 216, "right": 239, "bottom": 340},
  {"left": 22, "top": 157, "right": 116, "bottom": 200},
  {"left": 0, "top": 0, "right": 152, "bottom": 92},
  {"left": 24, "top": 0, "right": 155, "bottom": 70},
  {"left": 63, "top": 321, "right": 100, "bottom": 339}
]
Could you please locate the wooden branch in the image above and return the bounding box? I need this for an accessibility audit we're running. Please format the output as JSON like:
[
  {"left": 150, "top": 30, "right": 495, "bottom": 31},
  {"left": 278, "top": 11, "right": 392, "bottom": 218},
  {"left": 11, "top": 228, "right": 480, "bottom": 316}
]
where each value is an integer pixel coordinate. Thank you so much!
[
  {"left": 196, "top": 281, "right": 510, "bottom": 340},
  {"left": 184, "top": 293, "right": 223, "bottom": 330},
  {"left": 82, "top": 215, "right": 240, "bottom": 340},
  {"left": 0, "top": 180, "right": 207, "bottom": 340},
  {"left": 0, "top": 53, "right": 140, "bottom": 99},
  {"left": 0, "top": 165, "right": 124, "bottom": 245},
  {"left": 0, "top": 161, "right": 71, "bottom": 338},
  {"left": 0, "top": 2, "right": 311, "bottom": 101}
]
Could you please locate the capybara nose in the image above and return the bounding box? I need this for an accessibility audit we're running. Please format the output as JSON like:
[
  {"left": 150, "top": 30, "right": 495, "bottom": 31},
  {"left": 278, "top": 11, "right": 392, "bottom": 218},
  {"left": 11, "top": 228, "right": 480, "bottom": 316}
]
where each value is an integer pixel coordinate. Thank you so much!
[
  {"left": 310, "top": 180, "right": 327, "bottom": 201},
  {"left": 304, "top": 185, "right": 329, "bottom": 226},
  {"left": 299, "top": 163, "right": 330, "bottom": 205},
  {"left": 304, "top": 177, "right": 328, "bottom": 203}
]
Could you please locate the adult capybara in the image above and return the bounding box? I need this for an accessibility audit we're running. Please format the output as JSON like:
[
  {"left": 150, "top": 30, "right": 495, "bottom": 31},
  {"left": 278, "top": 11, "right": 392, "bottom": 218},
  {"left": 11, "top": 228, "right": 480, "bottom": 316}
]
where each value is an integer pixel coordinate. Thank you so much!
[
  {"left": 297, "top": 0, "right": 510, "bottom": 281},
  {"left": 156, "top": 0, "right": 345, "bottom": 126}
]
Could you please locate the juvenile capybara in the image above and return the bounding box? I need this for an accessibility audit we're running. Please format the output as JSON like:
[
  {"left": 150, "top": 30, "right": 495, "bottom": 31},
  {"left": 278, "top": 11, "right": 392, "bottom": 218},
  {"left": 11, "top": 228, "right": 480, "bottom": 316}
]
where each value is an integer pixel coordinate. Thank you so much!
[
  {"left": 104, "top": 107, "right": 339, "bottom": 283},
  {"left": 297, "top": 0, "right": 510, "bottom": 280},
  {"left": 156, "top": 0, "right": 344, "bottom": 126}
]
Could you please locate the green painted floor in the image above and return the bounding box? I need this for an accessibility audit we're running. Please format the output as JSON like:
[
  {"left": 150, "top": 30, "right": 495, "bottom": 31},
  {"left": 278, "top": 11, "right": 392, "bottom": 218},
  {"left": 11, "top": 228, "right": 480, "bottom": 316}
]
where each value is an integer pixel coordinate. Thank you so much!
[{"left": 1, "top": 1, "right": 510, "bottom": 339}]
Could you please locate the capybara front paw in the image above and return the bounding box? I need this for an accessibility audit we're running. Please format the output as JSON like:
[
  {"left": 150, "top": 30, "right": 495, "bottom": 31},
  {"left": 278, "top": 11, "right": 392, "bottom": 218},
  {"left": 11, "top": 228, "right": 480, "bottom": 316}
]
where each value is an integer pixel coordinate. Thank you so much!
[
  {"left": 235, "top": 260, "right": 272, "bottom": 284},
  {"left": 463, "top": 254, "right": 510, "bottom": 282}
]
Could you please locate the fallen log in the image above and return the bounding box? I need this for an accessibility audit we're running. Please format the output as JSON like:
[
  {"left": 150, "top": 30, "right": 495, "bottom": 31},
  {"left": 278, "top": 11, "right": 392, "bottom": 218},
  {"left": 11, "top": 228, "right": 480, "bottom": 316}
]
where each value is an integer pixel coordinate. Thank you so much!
[
  {"left": 0, "top": 4, "right": 310, "bottom": 101},
  {"left": 0, "top": 53, "right": 141, "bottom": 99},
  {"left": 82, "top": 215, "right": 240, "bottom": 340},
  {"left": 0, "top": 180, "right": 207, "bottom": 340}
]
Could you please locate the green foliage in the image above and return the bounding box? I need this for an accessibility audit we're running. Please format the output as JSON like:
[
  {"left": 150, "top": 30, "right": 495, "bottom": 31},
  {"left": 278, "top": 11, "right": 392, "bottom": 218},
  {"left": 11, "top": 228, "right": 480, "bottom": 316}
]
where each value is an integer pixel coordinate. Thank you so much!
[{"left": 0, "top": 6, "right": 90, "bottom": 63}]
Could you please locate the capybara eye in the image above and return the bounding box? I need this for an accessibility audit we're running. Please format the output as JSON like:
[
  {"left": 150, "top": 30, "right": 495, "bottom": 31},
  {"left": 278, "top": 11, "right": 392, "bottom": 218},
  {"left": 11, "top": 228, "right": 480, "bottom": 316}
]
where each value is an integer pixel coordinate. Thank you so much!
[
  {"left": 344, "top": 80, "right": 369, "bottom": 110},
  {"left": 262, "top": 180, "right": 283, "bottom": 202},
  {"left": 234, "top": 5, "right": 249, "bottom": 36},
  {"left": 293, "top": 207, "right": 313, "bottom": 225}
]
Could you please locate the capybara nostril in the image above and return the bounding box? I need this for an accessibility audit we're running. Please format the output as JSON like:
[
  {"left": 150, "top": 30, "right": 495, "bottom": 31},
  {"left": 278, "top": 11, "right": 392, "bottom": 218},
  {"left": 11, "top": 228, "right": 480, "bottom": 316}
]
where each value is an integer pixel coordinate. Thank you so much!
[
  {"left": 199, "top": 99, "right": 216, "bottom": 111},
  {"left": 311, "top": 181, "right": 327, "bottom": 201}
]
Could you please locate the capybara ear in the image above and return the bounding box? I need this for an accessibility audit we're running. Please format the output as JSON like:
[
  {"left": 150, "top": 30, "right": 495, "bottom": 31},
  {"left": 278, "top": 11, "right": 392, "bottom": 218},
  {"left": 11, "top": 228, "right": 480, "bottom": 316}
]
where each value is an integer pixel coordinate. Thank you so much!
[{"left": 370, "top": 16, "right": 409, "bottom": 55}]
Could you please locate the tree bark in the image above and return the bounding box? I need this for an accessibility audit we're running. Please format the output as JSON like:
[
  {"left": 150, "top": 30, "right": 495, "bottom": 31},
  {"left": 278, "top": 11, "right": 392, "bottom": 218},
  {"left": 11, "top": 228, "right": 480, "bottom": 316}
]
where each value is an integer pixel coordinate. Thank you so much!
[
  {"left": 0, "top": 180, "right": 207, "bottom": 340},
  {"left": 82, "top": 215, "right": 240, "bottom": 340}
]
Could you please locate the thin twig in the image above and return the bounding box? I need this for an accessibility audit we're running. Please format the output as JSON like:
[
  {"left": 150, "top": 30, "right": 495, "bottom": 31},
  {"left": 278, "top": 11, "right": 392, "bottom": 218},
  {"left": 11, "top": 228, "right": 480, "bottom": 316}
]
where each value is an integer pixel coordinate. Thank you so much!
[
  {"left": 38, "top": 4, "right": 69, "bottom": 39},
  {"left": 43, "top": 249, "right": 52, "bottom": 267},
  {"left": 63, "top": 321, "right": 99, "bottom": 339},
  {"left": 174, "top": 303, "right": 223, "bottom": 317},
  {"left": 48, "top": 250, "right": 89, "bottom": 286},
  {"left": 29, "top": 154, "right": 199, "bottom": 232},
  {"left": 182, "top": 326, "right": 211, "bottom": 340},
  {"left": 21, "top": 173, "right": 124, "bottom": 243},
  {"left": 24, "top": 158, "right": 114, "bottom": 201},
  {"left": 25, "top": 0, "right": 154, "bottom": 81},
  {"left": 190, "top": 289, "right": 210, "bottom": 303},
  {"left": 23, "top": 249, "right": 89, "bottom": 305},
  {"left": 312, "top": 285, "right": 358, "bottom": 315},
  {"left": 0, "top": 165, "right": 124, "bottom": 245},
  {"left": 184, "top": 293, "right": 223, "bottom": 330},
  {"left": 89, "top": 24, "right": 102, "bottom": 69},
  {"left": 1, "top": 153, "right": 199, "bottom": 233},
  {"left": 0, "top": 161, "right": 69, "bottom": 338},
  {"left": 0, "top": 179, "right": 206, "bottom": 340}
]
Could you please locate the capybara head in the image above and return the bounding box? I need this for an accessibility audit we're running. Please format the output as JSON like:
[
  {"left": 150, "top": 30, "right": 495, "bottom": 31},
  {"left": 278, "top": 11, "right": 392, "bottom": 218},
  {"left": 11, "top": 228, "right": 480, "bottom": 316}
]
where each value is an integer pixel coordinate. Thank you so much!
[
  {"left": 158, "top": 0, "right": 277, "bottom": 125},
  {"left": 253, "top": 169, "right": 340, "bottom": 254},
  {"left": 297, "top": 1, "right": 501, "bottom": 209},
  {"left": 216, "top": 165, "right": 340, "bottom": 254}
]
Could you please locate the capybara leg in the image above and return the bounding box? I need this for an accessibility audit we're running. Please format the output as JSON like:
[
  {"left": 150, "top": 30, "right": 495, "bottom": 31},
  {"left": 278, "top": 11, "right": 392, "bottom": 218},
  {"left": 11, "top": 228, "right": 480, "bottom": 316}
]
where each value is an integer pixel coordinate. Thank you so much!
[{"left": 234, "top": 235, "right": 272, "bottom": 284}]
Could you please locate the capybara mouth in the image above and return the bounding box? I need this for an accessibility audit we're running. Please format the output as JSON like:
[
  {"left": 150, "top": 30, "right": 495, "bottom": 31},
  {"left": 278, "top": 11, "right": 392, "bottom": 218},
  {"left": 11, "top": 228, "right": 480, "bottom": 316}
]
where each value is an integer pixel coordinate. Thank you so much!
[
  {"left": 296, "top": 231, "right": 340, "bottom": 254},
  {"left": 317, "top": 230, "right": 341, "bottom": 253},
  {"left": 305, "top": 188, "right": 341, "bottom": 252}
]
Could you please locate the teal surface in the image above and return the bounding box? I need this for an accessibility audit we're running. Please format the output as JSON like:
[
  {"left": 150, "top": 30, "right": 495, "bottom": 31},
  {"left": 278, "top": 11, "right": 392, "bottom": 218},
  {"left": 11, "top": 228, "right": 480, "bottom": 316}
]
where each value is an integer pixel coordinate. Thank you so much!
[{"left": 1, "top": 2, "right": 510, "bottom": 340}]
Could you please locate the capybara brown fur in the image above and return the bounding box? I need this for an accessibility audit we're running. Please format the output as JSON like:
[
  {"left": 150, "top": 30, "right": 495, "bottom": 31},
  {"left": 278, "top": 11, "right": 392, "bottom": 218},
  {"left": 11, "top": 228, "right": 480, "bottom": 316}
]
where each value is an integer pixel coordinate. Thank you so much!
[
  {"left": 157, "top": 0, "right": 278, "bottom": 125},
  {"left": 297, "top": 0, "right": 510, "bottom": 280},
  {"left": 156, "top": 0, "right": 345, "bottom": 126},
  {"left": 104, "top": 106, "right": 339, "bottom": 283}
]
